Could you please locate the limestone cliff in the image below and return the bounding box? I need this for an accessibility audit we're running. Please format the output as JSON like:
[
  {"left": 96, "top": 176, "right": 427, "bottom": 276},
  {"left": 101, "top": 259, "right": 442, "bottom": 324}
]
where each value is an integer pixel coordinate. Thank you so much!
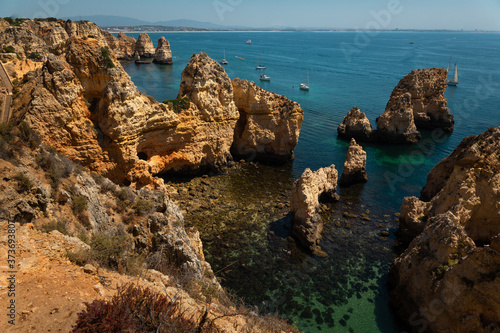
[
  {"left": 231, "top": 78, "right": 304, "bottom": 163},
  {"left": 153, "top": 36, "right": 173, "bottom": 64},
  {"left": 290, "top": 166, "right": 339, "bottom": 256},
  {"left": 6, "top": 19, "right": 302, "bottom": 189},
  {"left": 104, "top": 31, "right": 136, "bottom": 60},
  {"left": 389, "top": 127, "right": 500, "bottom": 333},
  {"left": 389, "top": 68, "right": 453, "bottom": 132},
  {"left": 339, "top": 138, "right": 368, "bottom": 186},
  {"left": 337, "top": 107, "right": 373, "bottom": 142}
]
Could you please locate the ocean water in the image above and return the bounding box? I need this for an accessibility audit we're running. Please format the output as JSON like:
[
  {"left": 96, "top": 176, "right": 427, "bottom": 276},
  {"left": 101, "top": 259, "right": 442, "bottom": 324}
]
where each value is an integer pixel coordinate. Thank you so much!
[{"left": 120, "top": 32, "right": 500, "bottom": 332}]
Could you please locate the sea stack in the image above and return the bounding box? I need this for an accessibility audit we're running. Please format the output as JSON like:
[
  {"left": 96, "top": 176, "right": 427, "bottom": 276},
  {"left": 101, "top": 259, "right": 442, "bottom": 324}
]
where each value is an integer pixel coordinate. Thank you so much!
[
  {"left": 376, "top": 92, "right": 421, "bottom": 144},
  {"left": 153, "top": 36, "right": 173, "bottom": 64},
  {"left": 337, "top": 107, "right": 374, "bottom": 142},
  {"left": 389, "top": 68, "right": 454, "bottom": 132},
  {"left": 135, "top": 33, "right": 155, "bottom": 62},
  {"left": 290, "top": 165, "right": 339, "bottom": 256},
  {"left": 339, "top": 138, "right": 368, "bottom": 186},
  {"left": 389, "top": 127, "right": 500, "bottom": 332},
  {"left": 231, "top": 78, "right": 304, "bottom": 163}
]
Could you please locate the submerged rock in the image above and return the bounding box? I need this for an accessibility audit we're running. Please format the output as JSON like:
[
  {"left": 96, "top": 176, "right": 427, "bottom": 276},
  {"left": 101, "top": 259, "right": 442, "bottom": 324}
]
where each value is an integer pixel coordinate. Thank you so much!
[
  {"left": 339, "top": 138, "right": 368, "bottom": 186},
  {"left": 231, "top": 78, "right": 304, "bottom": 163},
  {"left": 389, "top": 126, "right": 500, "bottom": 333},
  {"left": 153, "top": 36, "right": 173, "bottom": 64},
  {"left": 337, "top": 107, "right": 373, "bottom": 142},
  {"left": 290, "top": 165, "right": 339, "bottom": 256}
]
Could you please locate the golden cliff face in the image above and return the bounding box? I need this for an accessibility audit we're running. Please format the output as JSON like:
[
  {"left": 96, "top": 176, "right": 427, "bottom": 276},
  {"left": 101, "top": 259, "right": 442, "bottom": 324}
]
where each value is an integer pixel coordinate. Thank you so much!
[
  {"left": 390, "top": 127, "right": 500, "bottom": 333},
  {"left": 6, "top": 19, "right": 303, "bottom": 189},
  {"left": 231, "top": 78, "right": 303, "bottom": 162}
]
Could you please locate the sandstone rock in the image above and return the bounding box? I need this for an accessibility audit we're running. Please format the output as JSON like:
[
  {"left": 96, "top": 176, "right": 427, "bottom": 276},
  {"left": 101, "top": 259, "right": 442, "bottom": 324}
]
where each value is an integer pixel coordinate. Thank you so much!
[
  {"left": 153, "top": 36, "right": 173, "bottom": 64},
  {"left": 389, "top": 126, "right": 500, "bottom": 333},
  {"left": 389, "top": 68, "right": 453, "bottom": 132},
  {"left": 339, "top": 138, "right": 368, "bottom": 186},
  {"left": 135, "top": 33, "right": 155, "bottom": 59},
  {"left": 290, "top": 165, "right": 339, "bottom": 256},
  {"left": 376, "top": 93, "right": 421, "bottom": 144},
  {"left": 231, "top": 78, "right": 304, "bottom": 163},
  {"left": 337, "top": 107, "right": 373, "bottom": 142},
  {"left": 83, "top": 264, "right": 97, "bottom": 275},
  {"left": 104, "top": 31, "right": 136, "bottom": 60}
]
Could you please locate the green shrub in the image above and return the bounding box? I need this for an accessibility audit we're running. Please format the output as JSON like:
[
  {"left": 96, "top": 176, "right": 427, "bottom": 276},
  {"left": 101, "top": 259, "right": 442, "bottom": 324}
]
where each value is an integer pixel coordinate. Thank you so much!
[
  {"left": 14, "top": 172, "right": 32, "bottom": 193},
  {"left": 89, "top": 232, "right": 130, "bottom": 270},
  {"left": 100, "top": 46, "right": 115, "bottom": 68},
  {"left": 71, "top": 284, "right": 204, "bottom": 333},
  {"left": 0, "top": 122, "right": 14, "bottom": 140},
  {"left": 40, "top": 220, "right": 68, "bottom": 235},
  {"left": 18, "top": 121, "right": 41, "bottom": 148},
  {"left": 27, "top": 52, "right": 42, "bottom": 61},
  {"left": 3, "top": 46, "right": 15, "bottom": 53},
  {"left": 132, "top": 198, "right": 153, "bottom": 215},
  {"left": 162, "top": 97, "right": 191, "bottom": 114},
  {"left": 72, "top": 195, "right": 87, "bottom": 214}
]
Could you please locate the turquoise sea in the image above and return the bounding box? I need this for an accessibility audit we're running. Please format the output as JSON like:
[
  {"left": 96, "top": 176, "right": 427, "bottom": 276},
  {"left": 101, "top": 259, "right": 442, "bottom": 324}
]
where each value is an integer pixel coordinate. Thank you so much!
[{"left": 120, "top": 32, "right": 500, "bottom": 332}]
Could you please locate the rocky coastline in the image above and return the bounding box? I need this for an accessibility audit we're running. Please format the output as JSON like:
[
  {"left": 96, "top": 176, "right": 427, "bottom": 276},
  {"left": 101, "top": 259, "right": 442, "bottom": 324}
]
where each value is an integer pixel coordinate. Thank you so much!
[
  {"left": 389, "top": 127, "right": 500, "bottom": 332},
  {"left": 338, "top": 68, "right": 453, "bottom": 144}
]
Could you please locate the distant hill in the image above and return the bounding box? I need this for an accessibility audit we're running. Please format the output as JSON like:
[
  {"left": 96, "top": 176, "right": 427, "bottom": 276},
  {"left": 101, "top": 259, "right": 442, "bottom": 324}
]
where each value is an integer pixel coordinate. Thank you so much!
[{"left": 63, "top": 15, "right": 248, "bottom": 30}]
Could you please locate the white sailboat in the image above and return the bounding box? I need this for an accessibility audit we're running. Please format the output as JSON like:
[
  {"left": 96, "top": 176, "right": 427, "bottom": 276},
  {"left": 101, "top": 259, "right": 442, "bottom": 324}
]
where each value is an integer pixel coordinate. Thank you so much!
[
  {"left": 300, "top": 66, "right": 310, "bottom": 91},
  {"left": 256, "top": 53, "right": 266, "bottom": 70},
  {"left": 446, "top": 62, "right": 459, "bottom": 86},
  {"left": 220, "top": 49, "right": 228, "bottom": 65}
]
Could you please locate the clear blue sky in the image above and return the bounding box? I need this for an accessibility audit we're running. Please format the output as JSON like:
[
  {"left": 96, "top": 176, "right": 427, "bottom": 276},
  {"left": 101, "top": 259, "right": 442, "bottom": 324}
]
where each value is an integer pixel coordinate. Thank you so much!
[{"left": 2, "top": 0, "right": 500, "bottom": 30}]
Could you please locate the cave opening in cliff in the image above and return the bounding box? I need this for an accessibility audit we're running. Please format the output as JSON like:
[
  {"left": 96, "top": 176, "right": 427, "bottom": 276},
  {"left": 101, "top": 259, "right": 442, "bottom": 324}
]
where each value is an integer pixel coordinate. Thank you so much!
[{"left": 137, "top": 152, "right": 148, "bottom": 161}]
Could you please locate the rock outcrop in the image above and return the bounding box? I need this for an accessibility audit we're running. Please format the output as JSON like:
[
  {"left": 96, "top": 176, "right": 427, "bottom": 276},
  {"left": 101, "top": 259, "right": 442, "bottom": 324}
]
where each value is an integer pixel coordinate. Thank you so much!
[
  {"left": 231, "top": 78, "right": 304, "bottom": 162},
  {"left": 339, "top": 138, "right": 368, "bottom": 186},
  {"left": 290, "top": 166, "right": 339, "bottom": 256},
  {"left": 376, "top": 92, "right": 422, "bottom": 144},
  {"left": 337, "top": 107, "right": 373, "bottom": 141},
  {"left": 104, "top": 31, "right": 136, "bottom": 60},
  {"left": 389, "top": 68, "right": 453, "bottom": 132},
  {"left": 389, "top": 127, "right": 500, "bottom": 333},
  {"left": 7, "top": 19, "right": 301, "bottom": 188},
  {"left": 337, "top": 68, "right": 452, "bottom": 144},
  {"left": 135, "top": 33, "right": 155, "bottom": 59},
  {"left": 153, "top": 36, "right": 173, "bottom": 64}
]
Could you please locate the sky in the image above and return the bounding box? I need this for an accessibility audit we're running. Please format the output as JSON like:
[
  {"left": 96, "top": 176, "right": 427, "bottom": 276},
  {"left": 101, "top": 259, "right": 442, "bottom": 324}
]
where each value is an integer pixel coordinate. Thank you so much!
[{"left": 2, "top": 0, "right": 500, "bottom": 30}]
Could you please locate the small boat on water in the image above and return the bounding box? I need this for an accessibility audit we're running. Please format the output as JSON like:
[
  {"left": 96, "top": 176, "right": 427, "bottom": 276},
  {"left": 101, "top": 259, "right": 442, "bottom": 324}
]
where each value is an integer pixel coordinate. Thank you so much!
[
  {"left": 246, "top": 39, "right": 252, "bottom": 44},
  {"left": 446, "top": 62, "right": 459, "bottom": 86},
  {"left": 220, "top": 49, "right": 228, "bottom": 65},
  {"left": 256, "top": 53, "right": 266, "bottom": 70},
  {"left": 235, "top": 56, "right": 244, "bottom": 60},
  {"left": 300, "top": 66, "right": 310, "bottom": 91},
  {"left": 260, "top": 74, "right": 271, "bottom": 81}
]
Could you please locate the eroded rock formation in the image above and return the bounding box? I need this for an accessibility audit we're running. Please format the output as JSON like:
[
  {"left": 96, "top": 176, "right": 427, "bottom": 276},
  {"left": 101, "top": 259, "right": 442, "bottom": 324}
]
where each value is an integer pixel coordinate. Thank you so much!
[
  {"left": 135, "top": 33, "right": 155, "bottom": 59},
  {"left": 389, "top": 68, "right": 453, "bottom": 132},
  {"left": 290, "top": 166, "right": 339, "bottom": 256},
  {"left": 376, "top": 92, "right": 421, "bottom": 144},
  {"left": 338, "top": 68, "right": 452, "bottom": 144},
  {"left": 337, "top": 107, "right": 373, "bottom": 141},
  {"left": 6, "top": 19, "right": 302, "bottom": 189},
  {"left": 339, "top": 138, "right": 368, "bottom": 186},
  {"left": 231, "top": 78, "right": 304, "bottom": 162},
  {"left": 104, "top": 31, "right": 136, "bottom": 60},
  {"left": 153, "top": 36, "right": 173, "bottom": 64},
  {"left": 389, "top": 127, "right": 500, "bottom": 333}
]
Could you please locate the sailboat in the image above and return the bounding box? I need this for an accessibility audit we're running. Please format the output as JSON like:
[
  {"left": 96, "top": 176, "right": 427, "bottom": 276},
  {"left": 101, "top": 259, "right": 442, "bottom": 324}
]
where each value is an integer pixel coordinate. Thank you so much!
[
  {"left": 220, "top": 49, "right": 228, "bottom": 65},
  {"left": 446, "top": 62, "right": 459, "bottom": 86},
  {"left": 300, "top": 66, "right": 310, "bottom": 91},
  {"left": 256, "top": 53, "right": 266, "bottom": 70},
  {"left": 259, "top": 74, "right": 271, "bottom": 81}
]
